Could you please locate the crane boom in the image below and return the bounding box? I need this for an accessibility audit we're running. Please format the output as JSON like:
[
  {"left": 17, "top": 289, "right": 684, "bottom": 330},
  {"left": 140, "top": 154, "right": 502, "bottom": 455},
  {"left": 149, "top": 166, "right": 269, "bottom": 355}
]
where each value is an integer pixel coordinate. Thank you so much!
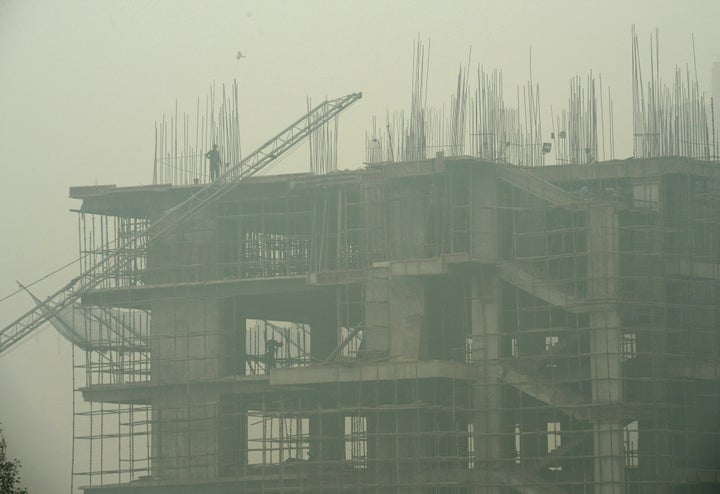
[{"left": 0, "top": 91, "right": 362, "bottom": 355}]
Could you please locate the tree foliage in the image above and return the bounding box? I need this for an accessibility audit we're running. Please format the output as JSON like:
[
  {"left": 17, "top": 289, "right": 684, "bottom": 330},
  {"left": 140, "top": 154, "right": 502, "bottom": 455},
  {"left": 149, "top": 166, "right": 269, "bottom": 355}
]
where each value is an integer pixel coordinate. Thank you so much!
[{"left": 0, "top": 424, "right": 28, "bottom": 494}]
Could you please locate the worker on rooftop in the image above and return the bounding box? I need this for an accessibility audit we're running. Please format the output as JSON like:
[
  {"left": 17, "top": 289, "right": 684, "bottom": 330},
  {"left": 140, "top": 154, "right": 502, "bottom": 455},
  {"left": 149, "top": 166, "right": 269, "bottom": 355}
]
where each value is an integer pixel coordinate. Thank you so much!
[{"left": 205, "top": 144, "right": 222, "bottom": 181}]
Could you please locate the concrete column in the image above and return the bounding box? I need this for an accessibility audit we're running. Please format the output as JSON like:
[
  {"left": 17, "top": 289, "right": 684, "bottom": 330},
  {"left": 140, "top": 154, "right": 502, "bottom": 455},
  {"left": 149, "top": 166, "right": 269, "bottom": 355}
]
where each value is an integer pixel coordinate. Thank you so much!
[
  {"left": 309, "top": 409, "right": 344, "bottom": 466},
  {"left": 390, "top": 186, "right": 426, "bottom": 259},
  {"left": 152, "top": 389, "right": 219, "bottom": 481},
  {"left": 218, "top": 395, "right": 247, "bottom": 476},
  {"left": 388, "top": 277, "right": 426, "bottom": 360},
  {"left": 309, "top": 310, "right": 337, "bottom": 362},
  {"left": 308, "top": 312, "right": 344, "bottom": 465},
  {"left": 470, "top": 166, "right": 499, "bottom": 261},
  {"left": 151, "top": 298, "right": 220, "bottom": 383},
  {"left": 471, "top": 272, "right": 503, "bottom": 493},
  {"left": 219, "top": 299, "right": 246, "bottom": 376},
  {"left": 587, "top": 205, "right": 625, "bottom": 494},
  {"left": 364, "top": 269, "right": 429, "bottom": 361},
  {"left": 364, "top": 267, "right": 390, "bottom": 356},
  {"left": 366, "top": 407, "right": 432, "bottom": 492},
  {"left": 150, "top": 298, "right": 221, "bottom": 480}
]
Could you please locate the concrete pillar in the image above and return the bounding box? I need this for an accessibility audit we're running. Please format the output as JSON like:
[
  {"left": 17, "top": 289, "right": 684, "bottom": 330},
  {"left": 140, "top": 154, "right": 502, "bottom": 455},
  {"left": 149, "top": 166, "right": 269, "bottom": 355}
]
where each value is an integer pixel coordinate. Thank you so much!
[
  {"left": 390, "top": 185, "right": 426, "bottom": 259},
  {"left": 309, "top": 408, "right": 344, "bottom": 466},
  {"left": 470, "top": 166, "right": 499, "bottom": 261},
  {"left": 587, "top": 205, "right": 625, "bottom": 494},
  {"left": 308, "top": 312, "right": 344, "bottom": 465},
  {"left": 367, "top": 409, "right": 429, "bottom": 487},
  {"left": 471, "top": 272, "right": 503, "bottom": 493},
  {"left": 150, "top": 298, "right": 221, "bottom": 480},
  {"left": 218, "top": 394, "right": 247, "bottom": 476},
  {"left": 146, "top": 212, "right": 216, "bottom": 284},
  {"left": 388, "top": 277, "right": 426, "bottom": 360},
  {"left": 151, "top": 298, "right": 220, "bottom": 383},
  {"left": 364, "top": 267, "right": 390, "bottom": 356},
  {"left": 309, "top": 309, "right": 337, "bottom": 362},
  {"left": 219, "top": 299, "right": 246, "bottom": 376},
  {"left": 365, "top": 269, "right": 428, "bottom": 361}
]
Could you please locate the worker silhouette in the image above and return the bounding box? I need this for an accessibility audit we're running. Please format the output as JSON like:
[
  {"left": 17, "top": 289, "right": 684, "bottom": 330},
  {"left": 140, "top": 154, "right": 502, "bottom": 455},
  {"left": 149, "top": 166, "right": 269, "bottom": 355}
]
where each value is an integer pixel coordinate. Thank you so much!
[
  {"left": 205, "top": 144, "right": 222, "bottom": 181},
  {"left": 265, "top": 339, "right": 283, "bottom": 374}
]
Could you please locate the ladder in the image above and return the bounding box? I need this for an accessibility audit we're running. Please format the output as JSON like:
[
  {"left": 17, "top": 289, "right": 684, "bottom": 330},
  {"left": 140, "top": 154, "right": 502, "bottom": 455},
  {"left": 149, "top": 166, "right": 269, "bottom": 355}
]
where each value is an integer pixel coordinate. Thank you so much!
[{"left": 0, "top": 92, "right": 363, "bottom": 355}]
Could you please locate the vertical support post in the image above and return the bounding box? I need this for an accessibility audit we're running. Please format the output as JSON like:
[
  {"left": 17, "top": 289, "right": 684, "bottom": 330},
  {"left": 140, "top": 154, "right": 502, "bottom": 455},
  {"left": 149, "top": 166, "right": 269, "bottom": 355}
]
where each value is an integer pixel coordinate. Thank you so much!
[
  {"left": 363, "top": 266, "right": 390, "bottom": 356},
  {"left": 471, "top": 271, "right": 503, "bottom": 493},
  {"left": 587, "top": 204, "right": 625, "bottom": 494},
  {"left": 309, "top": 311, "right": 344, "bottom": 465}
]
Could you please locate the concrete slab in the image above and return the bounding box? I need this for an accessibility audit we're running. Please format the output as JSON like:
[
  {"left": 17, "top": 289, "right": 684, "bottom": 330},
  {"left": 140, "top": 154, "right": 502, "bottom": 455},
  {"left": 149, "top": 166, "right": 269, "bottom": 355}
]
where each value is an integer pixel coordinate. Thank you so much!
[
  {"left": 387, "top": 253, "right": 471, "bottom": 277},
  {"left": 80, "top": 375, "right": 270, "bottom": 404}
]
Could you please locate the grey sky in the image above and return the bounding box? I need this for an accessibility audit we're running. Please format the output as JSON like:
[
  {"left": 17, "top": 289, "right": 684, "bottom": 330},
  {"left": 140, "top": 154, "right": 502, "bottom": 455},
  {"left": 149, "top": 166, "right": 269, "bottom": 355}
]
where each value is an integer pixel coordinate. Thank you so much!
[{"left": 1, "top": 0, "right": 719, "bottom": 491}]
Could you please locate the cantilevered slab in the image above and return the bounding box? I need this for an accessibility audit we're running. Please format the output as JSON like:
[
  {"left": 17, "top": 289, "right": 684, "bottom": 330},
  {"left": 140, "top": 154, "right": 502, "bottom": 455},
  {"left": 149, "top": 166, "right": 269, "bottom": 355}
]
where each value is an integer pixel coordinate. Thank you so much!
[
  {"left": 80, "top": 375, "right": 271, "bottom": 405},
  {"left": 306, "top": 269, "right": 366, "bottom": 285},
  {"left": 70, "top": 183, "right": 191, "bottom": 219},
  {"left": 383, "top": 253, "right": 471, "bottom": 277},
  {"left": 532, "top": 156, "right": 720, "bottom": 183},
  {"left": 270, "top": 360, "right": 481, "bottom": 386},
  {"left": 491, "top": 466, "right": 569, "bottom": 494},
  {"left": 665, "top": 258, "right": 720, "bottom": 280},
  {"left": 81, "top": 468, "right": 475, "bottom": 494},
  {"left": 672, "top": 359, "right": 720, "bottom": 381},
  {"left": 83, "top": 275, "right": 312, "bottom": 307}
]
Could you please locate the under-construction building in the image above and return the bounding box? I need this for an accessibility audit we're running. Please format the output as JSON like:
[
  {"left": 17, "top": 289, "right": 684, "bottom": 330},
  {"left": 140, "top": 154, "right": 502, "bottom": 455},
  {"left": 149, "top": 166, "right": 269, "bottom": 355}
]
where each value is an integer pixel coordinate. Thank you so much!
[{"left": 66, "top": 153, "right": 720, "bottom": 493}]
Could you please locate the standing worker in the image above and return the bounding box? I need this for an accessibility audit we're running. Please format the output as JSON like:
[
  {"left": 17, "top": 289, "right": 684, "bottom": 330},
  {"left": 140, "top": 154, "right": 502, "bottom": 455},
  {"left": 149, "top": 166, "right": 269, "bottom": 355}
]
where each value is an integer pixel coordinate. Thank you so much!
[
  {"left": 265, "top": 339, "right": 283, "bottom": 374},
  {"left": 205, "top": 144, "right": 222, "bottom": 181}
]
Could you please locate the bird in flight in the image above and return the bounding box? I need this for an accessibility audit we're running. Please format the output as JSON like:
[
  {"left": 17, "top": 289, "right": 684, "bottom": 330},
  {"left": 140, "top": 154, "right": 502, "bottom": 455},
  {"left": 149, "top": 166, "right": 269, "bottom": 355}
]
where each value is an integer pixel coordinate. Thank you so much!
[{"left": 236, "top": 51, "right": 246, "bottom": 60}]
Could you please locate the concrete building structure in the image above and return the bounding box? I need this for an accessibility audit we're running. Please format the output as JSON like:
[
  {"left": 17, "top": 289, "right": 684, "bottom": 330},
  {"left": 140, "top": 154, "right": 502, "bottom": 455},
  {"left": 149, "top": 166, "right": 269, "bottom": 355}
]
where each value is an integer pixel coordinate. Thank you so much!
[{"left": 69, "top": 155, "right": 720, "bottom": 493}]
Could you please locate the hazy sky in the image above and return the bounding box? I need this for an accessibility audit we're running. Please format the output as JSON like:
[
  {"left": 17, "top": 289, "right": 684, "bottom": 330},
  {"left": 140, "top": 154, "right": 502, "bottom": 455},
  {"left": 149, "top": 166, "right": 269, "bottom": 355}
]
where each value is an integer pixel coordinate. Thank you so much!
[{"left": 1, "top": 1, "right": 719, "bottom": 492}]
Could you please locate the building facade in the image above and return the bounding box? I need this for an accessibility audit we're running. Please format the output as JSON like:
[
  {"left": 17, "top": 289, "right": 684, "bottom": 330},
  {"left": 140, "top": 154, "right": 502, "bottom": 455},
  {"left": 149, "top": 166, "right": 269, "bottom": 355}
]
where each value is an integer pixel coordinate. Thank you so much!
[{"left": 70, "top": 155, "right": 720, "bottom": 493}]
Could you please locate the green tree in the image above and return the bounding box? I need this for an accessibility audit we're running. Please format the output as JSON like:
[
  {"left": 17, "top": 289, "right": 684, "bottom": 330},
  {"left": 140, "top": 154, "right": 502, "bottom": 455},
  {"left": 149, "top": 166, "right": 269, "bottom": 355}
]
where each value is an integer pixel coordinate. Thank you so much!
[{"left": 0, "top": 424, "right": 28, "bottom": 494}]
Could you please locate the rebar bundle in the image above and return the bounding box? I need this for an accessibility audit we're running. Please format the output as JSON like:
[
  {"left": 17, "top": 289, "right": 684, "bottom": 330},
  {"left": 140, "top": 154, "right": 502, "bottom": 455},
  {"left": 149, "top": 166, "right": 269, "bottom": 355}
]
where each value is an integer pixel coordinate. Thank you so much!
[
  {"left": 632, "top": 26, "right": 715, "bottom": 160},
  {"left": 308, "top": 96, "right": 340, "bottom": 175}
]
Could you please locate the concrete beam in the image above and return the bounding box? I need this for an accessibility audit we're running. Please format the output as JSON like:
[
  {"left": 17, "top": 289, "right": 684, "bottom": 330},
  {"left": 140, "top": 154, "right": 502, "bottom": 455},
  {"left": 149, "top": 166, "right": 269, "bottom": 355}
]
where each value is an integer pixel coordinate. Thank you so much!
[
  {"left": 531, "top": 433, "right": 587, "bottom": 472},
  {"left": 499, "top": 263, "right": 589, "bottom": 313},
  {"left": 496, "top": 165, "right": 576, "bottom": 206},
  {"left": 499, "top": 365, "right": 592, "bottom": 422}
]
